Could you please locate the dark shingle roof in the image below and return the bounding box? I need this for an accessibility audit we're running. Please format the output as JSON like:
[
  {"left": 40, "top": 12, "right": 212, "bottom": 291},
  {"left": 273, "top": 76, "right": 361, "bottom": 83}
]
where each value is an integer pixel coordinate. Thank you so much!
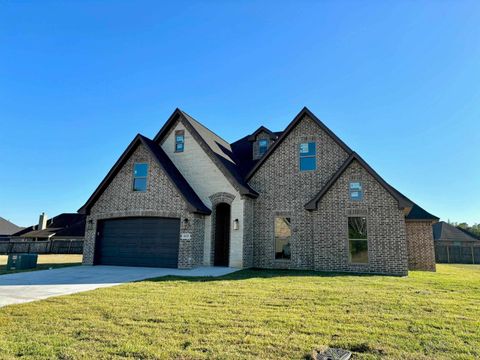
[
  {"left": 433, "top": 221, "right": 480, "bottom": 242},
  {"left": 11, "top": 213, "right": 86, "bottom": 239},
  {"left": 0, "top": 217, "right": 23, "bottom": 235},
  {"left": 405, "top": 203, "right": 439, "bottom": 221},
  {"left": 79, "top": 134, "right": 211, "bottom": 215}
]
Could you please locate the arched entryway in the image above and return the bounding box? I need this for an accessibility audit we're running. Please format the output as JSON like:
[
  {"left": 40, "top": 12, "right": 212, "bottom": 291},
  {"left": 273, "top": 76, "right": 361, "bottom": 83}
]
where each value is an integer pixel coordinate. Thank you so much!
[{"left": 214, "top": 202, "right": 231, "bottom": 266}]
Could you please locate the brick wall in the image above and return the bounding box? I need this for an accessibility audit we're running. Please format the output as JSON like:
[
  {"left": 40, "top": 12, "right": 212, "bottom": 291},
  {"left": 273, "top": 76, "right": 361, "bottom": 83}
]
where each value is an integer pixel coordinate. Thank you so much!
[
  {"left": 82, "top": 143, "right": 205, "bottom": 269},
  {"left": 406, "top": 221, "right": 436, "bottom": 271},
  {"left": 249, "top": 115, "right": 350, "bottom": 269},
  {"left": 314, "top": 160, "right": 408, "bottom": 276}
]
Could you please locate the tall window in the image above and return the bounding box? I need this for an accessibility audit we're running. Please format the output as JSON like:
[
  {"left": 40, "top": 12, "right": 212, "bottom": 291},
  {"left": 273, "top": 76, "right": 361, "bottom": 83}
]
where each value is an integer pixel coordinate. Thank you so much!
[
  {"left": 258, "top": 139, "right": 268, "bottom": 155},
  {"left": 349, "top": 182, "right": 363, "bottom": 200},
  {"left": 133, "top": 163, "right": 148, "bottom": 192},
  {"left": 275, "top": 217, "right": 291, "bottom": 259},
  {"left": 299, "top": 142, "right": 316, "bottom": 171},
  {"left": 348, "top": 217, "right": 368, "bottom": 264},
  {"left": 175, "top": 130, "right": 185, "bottom": 152}
]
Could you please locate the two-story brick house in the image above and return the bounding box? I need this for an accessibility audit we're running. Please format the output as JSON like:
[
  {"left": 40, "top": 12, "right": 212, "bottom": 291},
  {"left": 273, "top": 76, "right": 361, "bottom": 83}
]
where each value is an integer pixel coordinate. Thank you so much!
[{"left": 80, "top": 107, "right": 438, "bottom": 275}]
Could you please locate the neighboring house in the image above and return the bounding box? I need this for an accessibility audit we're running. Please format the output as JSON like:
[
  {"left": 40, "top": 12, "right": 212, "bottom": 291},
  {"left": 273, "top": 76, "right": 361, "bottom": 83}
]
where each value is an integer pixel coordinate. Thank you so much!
[
  {"left": 80, "top": 107, "right": 438, "bottom": 275},
  {"left": 11, "top": 213, "right": 86, "bottom": 242},
  {"left": 0, "top": 217, "right": 24, "bottom": 241},
  {"left": 433, "top": 221, "right": 480, "bottom": 264}
]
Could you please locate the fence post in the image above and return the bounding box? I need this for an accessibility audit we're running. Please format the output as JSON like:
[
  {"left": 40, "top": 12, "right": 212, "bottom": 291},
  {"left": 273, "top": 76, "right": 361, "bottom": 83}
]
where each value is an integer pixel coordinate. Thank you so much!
[
  {"left": 472, "top": 245, "right": 475, "bottom": 264},
  {"left": 446, "top": 245, "right": 450, "bottom": 264},
  {"left": 67, "top": 240, "right": 72, "bottom": 254}
]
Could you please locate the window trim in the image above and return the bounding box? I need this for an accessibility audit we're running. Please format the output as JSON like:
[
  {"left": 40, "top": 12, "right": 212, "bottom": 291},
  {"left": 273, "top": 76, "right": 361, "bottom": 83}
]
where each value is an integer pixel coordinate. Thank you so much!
[
  {"left": 132, "top": 162, "right": 148, "bottom": 192},
  {"left": 347, "top": 216, "right": 369, "bottom": 265},
  {"left": 299, "top": 142, "right": 316, "bottom": 172},
  {"left": 175, "top": 130, "right": 185, "bottom": 153},
  {"left": 273, "top": 213, "right": 292, "bottom": 262}
]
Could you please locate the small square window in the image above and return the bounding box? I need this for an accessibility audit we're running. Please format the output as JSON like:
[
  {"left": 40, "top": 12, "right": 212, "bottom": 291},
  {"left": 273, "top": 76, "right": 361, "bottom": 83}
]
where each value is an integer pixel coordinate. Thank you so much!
[
  {"left": 299, "top": 142, "right": 316, "bottom": 171},
  {"left": 175, "top": 130, "right": 185, "bottom": 152},
  {"left": 300, "top": 142, "right": 317, "bottom": 171},
  {"left": 133, "top": 163, "right": 148, "bottom": 192},
  {"left": 349, "top": 182, "right": 363, "bottom": 200},
  {"left": 258, "top": 139, "right": 268, "bottom": 155}
]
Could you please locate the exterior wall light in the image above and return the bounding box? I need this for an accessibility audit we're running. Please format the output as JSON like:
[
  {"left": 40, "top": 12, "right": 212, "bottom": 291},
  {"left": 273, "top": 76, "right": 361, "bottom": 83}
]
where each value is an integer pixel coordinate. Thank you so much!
[
  {"left": 87, "top": 219, "right": 93, "bottom": 231},
  {"left": 233, "top": 219, "right": 239, "bottom": 230}
]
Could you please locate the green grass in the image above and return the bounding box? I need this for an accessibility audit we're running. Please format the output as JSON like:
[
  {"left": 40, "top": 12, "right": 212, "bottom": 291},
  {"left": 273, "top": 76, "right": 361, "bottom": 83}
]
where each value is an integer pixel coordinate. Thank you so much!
[
  {"left": 0, "top": 264, "right": 479, "bottom": 359},
  {"left": 0, "top": 254, "right": 82, "bottom": 275}
]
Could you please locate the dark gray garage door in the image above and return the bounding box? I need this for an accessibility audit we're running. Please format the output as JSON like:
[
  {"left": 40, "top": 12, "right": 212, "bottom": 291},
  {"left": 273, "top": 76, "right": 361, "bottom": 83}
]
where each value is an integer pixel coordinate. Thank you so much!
[{"left": 95, "top": 217, "right": 180, "bottom": 268}]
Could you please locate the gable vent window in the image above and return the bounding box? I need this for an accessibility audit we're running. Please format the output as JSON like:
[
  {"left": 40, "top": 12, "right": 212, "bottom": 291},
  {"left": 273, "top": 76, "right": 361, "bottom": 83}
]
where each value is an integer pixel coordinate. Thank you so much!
[
  {"left": 349, "top": 182, "right": 363, "bottom": 200},
  {"left": 299, "top": 142, "right": 316, "bottom": 171},
  {"left": 175, "top": 130, "right": 185, "bottom": 152},
  {"left": 258, "top": 139, "right": 268, "bottom": 155},
  {"left": 133, "top": 163, "right": 148, "bottom": 192}
]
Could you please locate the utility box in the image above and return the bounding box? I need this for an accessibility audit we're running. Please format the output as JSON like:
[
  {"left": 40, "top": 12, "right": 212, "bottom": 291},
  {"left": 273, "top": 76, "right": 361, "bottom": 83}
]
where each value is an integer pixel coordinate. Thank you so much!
[{"left": 6, "top": 253, "right": 38, "bottom": 271}]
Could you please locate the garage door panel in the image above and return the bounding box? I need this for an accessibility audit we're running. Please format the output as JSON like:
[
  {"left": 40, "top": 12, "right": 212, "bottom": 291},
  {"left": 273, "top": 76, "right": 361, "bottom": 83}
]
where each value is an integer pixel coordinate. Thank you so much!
[{"left": 95, "top": 217, "right": 180, "bottom": 268}]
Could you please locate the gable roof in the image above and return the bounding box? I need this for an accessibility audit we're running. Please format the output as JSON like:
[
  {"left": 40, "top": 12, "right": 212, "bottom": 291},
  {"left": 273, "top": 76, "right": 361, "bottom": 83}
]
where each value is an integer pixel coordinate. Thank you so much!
[
  {"left": 0, "top": 217, "right": 23, "bottom": 235},
  {"left": 405, "top": 203, "right": 439, "bottom": 221},
  {"left": 11, "top": 213, "right": 86, "bottom": 239},
  {"left": 433, "top": 221, "right": 480, "bottom": 242},
  {"left": 246, "top": 107, "right": 353, "bottom": 180},
  {"left": 304, "top": 152, "right": 414, "bottom": 211},
  {"left": 153, "top": 108, "right": 258, "bottom": 198},
  {"left": 247, "top": 126, "right": 278, "bottom": 141},
  {"left": 78, "top": 134, "right": 211, "bottom": 215}
]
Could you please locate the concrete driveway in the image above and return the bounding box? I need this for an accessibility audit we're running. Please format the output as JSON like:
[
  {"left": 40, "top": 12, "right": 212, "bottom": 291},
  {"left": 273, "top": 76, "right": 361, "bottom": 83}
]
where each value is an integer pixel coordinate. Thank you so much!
[{"left": 0, "top": 265, "right": 237, "bottom": 308}]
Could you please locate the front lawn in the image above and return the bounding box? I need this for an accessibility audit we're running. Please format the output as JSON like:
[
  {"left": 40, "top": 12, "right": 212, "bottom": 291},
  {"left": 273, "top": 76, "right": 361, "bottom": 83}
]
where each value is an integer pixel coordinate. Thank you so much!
[
  {"left": 0, "top": 264, "right": 479, "bottom": 359},
  {"left": 0, "top": 254, "right": 82, "bottom": 275}
]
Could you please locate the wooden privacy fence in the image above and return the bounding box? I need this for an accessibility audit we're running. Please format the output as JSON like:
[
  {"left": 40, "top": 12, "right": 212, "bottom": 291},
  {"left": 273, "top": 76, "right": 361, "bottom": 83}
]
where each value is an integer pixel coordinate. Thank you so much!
[
  {"left": 435, "top": 242, "right": 480, "bottom": 264},
  {"left": 0, "top": 240, "right": 84, "bottom": 255}
]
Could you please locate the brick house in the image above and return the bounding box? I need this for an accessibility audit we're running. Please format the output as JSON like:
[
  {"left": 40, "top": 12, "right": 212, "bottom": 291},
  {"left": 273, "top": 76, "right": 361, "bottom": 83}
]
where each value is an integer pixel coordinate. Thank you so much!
[{"left": 80, "top": 107, "right": 438, "bottom": 275}]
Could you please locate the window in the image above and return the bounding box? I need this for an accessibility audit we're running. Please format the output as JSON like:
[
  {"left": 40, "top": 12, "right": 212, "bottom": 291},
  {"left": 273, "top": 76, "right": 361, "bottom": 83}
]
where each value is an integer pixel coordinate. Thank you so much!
[
  {"left": 349, "top": 182, "right": 363, "bottom": 200},
  {"left": 175, "top": 130, "right": 185, "bottom": 152},
  {"left": 258, "top": 139, "right": 268, "bottom": 155},
  {"left": 275, "top": 217, "right": 291, "bottom": 260},
  {"left": 133, "top": 163, "right": 148, "bottom": 192},
  {"left": 299, "top": 142, "right": 316, "bottom": 171},
  {"left": 348, "top": 217, "right": 368, "bottom": 264}
]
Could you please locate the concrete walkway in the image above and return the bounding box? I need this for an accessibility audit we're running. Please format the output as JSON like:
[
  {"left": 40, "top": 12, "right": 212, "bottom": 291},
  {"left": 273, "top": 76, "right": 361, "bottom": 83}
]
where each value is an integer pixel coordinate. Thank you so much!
[{"left": 0, "top": 265, "right": 237, "bottom": 308}]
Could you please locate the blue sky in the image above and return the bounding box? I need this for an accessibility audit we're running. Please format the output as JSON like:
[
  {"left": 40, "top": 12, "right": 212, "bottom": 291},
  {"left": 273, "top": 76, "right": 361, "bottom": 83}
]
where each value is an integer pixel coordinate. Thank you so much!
[{"left": 1, "top": 1, "right": 479, "bottom": 227}]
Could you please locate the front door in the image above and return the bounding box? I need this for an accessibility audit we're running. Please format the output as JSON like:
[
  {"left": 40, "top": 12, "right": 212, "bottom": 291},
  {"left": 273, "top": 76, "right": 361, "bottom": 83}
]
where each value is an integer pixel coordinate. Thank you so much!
[{"left": 214, "top": 203, "right": 230, "bottom": 266}]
